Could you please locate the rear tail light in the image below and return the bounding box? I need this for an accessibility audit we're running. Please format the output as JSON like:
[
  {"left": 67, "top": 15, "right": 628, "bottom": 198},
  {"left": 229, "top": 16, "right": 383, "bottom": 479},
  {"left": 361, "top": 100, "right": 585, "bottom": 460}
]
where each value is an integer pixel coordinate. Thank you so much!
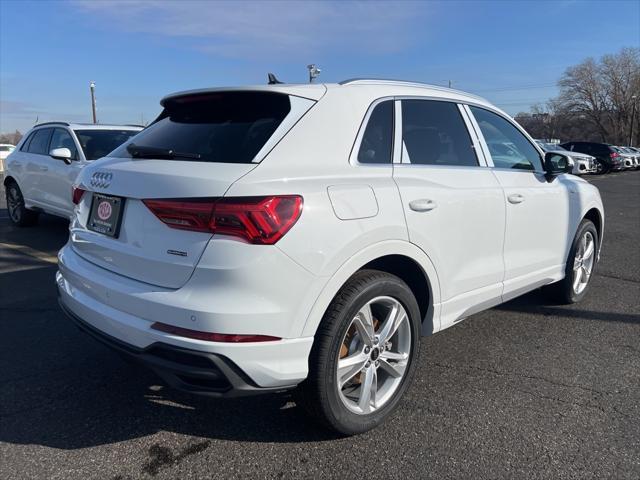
[
  {"left": 610, "top": 152, "right": 619, "bottom": 158},
  {"left": 143, "top": 195, "right": 303, "bottom": 245},
  {"left": 72, "top": 186, "right": 86, "bottom": 205},
  {"left": 151, "top": 322, "right": 280, "bottom": 343}
]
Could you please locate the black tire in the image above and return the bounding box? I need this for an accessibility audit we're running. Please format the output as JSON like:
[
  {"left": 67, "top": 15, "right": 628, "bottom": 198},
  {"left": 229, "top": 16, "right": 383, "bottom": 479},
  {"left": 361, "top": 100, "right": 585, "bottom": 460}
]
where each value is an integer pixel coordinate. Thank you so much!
[
  {"left": 298, "top": 269, "right": 421, "bottom": 435},
  {"left": 545, "top": 219, "right": 598, "bottom": 304},
  {"left": 5, "top": 181, "right": 39, "bottom": 227},
  {"left": 596, "top": 160, "right": 610, "bottom": 174}
]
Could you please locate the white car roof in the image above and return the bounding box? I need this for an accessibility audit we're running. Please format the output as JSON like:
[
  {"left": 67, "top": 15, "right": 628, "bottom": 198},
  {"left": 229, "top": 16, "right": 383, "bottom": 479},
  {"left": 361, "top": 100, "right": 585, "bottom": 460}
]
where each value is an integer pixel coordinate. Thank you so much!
[{"left": 161, "top": 78, "right": 495, "bottom": 110}]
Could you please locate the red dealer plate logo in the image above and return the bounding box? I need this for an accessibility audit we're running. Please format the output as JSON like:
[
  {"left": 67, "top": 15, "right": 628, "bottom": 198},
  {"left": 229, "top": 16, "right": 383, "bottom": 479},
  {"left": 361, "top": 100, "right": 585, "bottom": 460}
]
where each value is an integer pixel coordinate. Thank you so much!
[{"left": 97, "top": 201, "right": 112, "bottom": 220}]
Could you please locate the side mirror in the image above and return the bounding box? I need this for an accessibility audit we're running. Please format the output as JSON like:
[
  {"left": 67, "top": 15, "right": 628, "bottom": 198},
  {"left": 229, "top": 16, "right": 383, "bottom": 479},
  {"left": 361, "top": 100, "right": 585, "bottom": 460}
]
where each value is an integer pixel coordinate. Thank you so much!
[
  {"left": 50, "top": 147, "right": 73, "bottom": 164},
  {"left": 544, "top": 152, "right": 573, "bottom": 180}
]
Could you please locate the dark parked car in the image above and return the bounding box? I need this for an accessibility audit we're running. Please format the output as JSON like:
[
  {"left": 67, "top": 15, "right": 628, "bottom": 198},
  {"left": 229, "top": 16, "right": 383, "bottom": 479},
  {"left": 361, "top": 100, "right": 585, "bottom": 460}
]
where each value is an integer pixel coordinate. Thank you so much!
[{"left": 560, "top": 142, "right": 624, "bottom": 174}]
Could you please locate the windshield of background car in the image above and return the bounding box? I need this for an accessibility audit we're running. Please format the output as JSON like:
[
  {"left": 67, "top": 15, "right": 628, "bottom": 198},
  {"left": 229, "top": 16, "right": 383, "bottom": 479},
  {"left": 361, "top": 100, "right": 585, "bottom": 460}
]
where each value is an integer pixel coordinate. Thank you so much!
[
  {"left": 109, "top": 91, "right": 293, "bottom": 164},
  {"left": 75, "top": 130, "right": 140, "bottom": 160}
]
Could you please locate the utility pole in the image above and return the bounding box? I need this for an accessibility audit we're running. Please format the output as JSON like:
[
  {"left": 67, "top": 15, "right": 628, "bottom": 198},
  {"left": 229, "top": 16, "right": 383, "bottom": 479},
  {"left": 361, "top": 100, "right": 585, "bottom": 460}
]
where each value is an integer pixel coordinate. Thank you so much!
[
  {"left": 629, "top": 95, "right": 637, "bottom": 147},
  {"left": 90, "top": 81, "right": 97, "bottom": 124},
  {"left": 448, "top": 80, "right": 452, "bottom": 88}
]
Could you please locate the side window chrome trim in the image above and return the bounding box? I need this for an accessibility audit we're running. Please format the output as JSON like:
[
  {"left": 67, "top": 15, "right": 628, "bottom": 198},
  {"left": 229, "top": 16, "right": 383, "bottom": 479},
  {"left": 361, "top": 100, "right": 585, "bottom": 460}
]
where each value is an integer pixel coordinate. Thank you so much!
[
  {"left": 458, "top": 104, "right": 489, "bottom": 167},
  {"left": 461, "top": 104, "right": 493, "bottom": 167},
  {"left": 349, "top": 96, "right": 395, "bottom": 167},
  {"left": 393, "top": 99, "right": 402, "bottom": 164}
]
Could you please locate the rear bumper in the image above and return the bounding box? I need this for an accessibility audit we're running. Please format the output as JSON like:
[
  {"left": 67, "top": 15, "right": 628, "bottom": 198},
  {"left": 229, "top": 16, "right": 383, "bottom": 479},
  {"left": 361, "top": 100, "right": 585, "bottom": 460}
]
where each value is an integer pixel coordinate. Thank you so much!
[
  {"left": 59, "top": 299, "right": 291, "bottom": 397},
  {"left": 56, "top": 243, "right": 317, "bottom": 391}
]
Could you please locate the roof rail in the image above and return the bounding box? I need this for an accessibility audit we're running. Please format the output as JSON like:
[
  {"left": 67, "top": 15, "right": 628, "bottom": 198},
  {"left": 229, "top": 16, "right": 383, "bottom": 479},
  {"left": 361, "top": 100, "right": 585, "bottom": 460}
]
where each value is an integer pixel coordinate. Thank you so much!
[
  {"left": 338, "top": 78, "right": 486, "bottom": 101},
  {"left": 34, "top": 121, "right": 70, "bottom": 127}
]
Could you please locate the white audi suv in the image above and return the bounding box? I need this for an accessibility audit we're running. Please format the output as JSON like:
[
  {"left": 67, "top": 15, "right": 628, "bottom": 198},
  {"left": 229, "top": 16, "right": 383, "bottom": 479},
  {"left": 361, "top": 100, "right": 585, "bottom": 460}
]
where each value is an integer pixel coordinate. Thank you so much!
[
  {"left": 56, "top": 80, "right": 604, "bottom": 434},
  {"left": 4, "top": 123, "right": 142, "bottom": 225}
]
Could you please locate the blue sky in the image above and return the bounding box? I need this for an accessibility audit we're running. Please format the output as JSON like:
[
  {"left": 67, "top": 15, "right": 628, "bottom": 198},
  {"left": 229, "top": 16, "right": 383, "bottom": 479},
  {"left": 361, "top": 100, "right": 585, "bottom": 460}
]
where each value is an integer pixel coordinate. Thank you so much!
[{"left": 1, "top": 0, "right": 638, "bottom": 133}]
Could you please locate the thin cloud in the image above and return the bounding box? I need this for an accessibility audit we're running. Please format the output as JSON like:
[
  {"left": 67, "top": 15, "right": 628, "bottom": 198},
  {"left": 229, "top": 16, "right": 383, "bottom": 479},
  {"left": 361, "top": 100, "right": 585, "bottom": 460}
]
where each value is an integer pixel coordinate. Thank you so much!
[{"left": 70, "top": 0, "right": 430, "bottom": 58}]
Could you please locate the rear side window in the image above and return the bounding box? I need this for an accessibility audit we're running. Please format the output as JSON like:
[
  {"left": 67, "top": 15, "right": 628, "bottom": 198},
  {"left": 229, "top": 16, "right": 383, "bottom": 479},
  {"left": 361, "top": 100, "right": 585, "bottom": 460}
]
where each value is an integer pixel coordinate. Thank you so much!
[
  {"left": 470, "top": 106, "right": 542, "bottom": 171},
  {"left": 75, "top": 129, "right": 139, "bottom": 160},
  {"left": 357, "top": 100, "right": 394, "bottom": 164},
  {"left": 110, "top": 92, "right": 294, "bottom": 164},
  {"left": 50, "top": 128, "right": 78, "bottom": 160},
  {"left": 401, "top": 100, "right": 477, "bottom": 166},
  {"left": 26, "top": 128, "right": 53, "bottom": 155}
]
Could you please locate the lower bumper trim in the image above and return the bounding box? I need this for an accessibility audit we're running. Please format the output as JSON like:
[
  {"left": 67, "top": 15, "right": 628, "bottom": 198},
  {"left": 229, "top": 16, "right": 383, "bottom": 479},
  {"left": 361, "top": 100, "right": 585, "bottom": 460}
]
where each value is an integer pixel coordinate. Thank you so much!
[{"left": 58, "top": 298, "right": 297, "bottom": 397}]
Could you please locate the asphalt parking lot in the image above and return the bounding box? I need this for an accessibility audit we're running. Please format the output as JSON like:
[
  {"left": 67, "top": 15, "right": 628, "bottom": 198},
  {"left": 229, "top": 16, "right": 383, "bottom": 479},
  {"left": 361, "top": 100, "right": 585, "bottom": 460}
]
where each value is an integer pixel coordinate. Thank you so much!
[{"left": 1, "top": 171, "right": 639, "bottom": 479}]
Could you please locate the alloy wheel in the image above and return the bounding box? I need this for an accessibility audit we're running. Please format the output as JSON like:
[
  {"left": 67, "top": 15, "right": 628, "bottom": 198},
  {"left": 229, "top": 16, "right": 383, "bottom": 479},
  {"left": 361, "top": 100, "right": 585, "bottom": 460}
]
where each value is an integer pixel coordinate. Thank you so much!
[
  {"left": 336, "top": 296, "right": 411, "bottom": 415},
  {"left": 573, "top": 231, "right": 595, "bottom": 295},
  {"left": 7, "top": 186, "right": 22, "bottom": 223}
]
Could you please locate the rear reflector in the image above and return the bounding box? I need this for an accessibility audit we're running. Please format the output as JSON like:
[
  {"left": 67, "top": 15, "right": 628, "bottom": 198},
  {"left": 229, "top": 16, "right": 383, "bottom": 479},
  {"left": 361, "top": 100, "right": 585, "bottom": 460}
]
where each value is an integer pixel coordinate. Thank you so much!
[
  {"left": 151, "top": 322, "right": 281, "bottom": 343},
  {"left": 143, "top": 195, "right": 303, "bottom": 245},
  {"left": 72, "top": 186, "right": 86, "bottom": 205}
]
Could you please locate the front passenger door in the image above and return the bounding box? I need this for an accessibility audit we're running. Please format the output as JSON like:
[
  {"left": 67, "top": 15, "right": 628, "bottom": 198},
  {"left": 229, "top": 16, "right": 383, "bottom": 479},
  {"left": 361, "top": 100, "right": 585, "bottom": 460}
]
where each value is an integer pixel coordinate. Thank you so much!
[
  {"left": 468, "top": 105, "right": 571, "bottom": 301},
  {"left": 47, "top": 128, "right": 82, "bottom": 216}
]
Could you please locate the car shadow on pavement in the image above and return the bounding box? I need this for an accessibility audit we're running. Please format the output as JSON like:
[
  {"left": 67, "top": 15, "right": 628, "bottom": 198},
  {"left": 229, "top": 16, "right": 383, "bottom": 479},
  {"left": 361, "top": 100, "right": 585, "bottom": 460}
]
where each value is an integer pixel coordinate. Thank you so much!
[
  {"left": 495, "top": 287, "right": 640, "bottom": 324},
  {"left": 0, "top": 210, "right": 69, "bottom": 253},
  {"left": 0, "top": 264, "right": 340, "bottom": 450}
]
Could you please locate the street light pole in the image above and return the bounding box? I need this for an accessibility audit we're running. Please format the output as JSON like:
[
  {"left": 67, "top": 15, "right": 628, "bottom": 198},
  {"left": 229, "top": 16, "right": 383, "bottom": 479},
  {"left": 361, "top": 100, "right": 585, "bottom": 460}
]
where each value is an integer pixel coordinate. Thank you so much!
[
  {"left": 629, "top": 95, "right": 637, "bottom": 147},
  {"left": 90, "top": 81, "right": 97, "bottom": 124}
]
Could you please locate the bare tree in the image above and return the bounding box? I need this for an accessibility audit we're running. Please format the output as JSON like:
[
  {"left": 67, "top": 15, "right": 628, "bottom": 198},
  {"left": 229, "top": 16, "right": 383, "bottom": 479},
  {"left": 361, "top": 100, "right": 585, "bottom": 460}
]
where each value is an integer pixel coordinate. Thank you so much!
[
  {"left": 0, "top": 130, "right": 22, "bottom": 145},
  {"left": 555, "top": 47, "right": 640, "bottom": 144}
]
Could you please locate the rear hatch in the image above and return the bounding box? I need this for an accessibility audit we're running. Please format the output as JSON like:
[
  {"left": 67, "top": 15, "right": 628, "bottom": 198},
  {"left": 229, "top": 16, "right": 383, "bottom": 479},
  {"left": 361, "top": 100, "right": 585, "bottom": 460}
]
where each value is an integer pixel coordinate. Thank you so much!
[{"left": 70, "top": 89, "right": 320, "bottom": 288}]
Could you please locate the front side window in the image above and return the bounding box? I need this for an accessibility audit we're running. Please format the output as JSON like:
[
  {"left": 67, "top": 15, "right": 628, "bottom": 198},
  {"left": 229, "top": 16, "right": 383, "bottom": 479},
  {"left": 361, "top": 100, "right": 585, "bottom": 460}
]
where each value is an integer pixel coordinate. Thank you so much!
[
  {"left": 357, "top": 100, "right": 394, "bottom": 164},
  {"left": 75, "top": 129, "right": 140, "bottom": 160},
  {"left": 20, "top": 132, "right": 35, "bottom": 151},
  {"left": 470, "top": 106, "right": 542, "bottom": 171},
  {"left": 26, "top": 128, "right": 53, "bottom": 155},
  {"left": 401, "top": 100, "right": 477, "bottom": 166},
  {"left": 50, "top": 128, "right": 78, "bottom": 160}
]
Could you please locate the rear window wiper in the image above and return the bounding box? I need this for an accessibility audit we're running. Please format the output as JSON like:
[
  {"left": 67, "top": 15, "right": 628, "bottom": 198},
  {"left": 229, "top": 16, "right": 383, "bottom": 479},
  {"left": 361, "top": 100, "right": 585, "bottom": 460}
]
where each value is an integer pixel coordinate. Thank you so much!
[{"left": 127, "top": 143, "right": 202, "bottom": 160}]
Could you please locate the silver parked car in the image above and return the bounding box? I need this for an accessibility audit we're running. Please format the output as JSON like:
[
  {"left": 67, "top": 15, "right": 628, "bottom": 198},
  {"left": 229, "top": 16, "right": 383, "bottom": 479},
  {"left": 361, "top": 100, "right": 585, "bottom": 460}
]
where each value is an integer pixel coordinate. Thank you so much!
[
  {"left": 536, "top": 142, "right": 597, "bottom": 174},
  {"left": 613, "top": 146, "right": 636, "bottom": 169}
]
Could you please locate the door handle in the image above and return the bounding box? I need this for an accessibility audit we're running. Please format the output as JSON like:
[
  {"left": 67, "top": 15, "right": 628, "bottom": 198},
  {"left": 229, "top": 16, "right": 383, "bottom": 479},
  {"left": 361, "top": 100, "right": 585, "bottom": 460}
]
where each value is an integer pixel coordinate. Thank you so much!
[
  {"left": 409, "top": 199, "right": 437, "bottom": 212},
  {"left": 40, "top": 166, "right": 49, "bottom": 172},
  {"left": 507, "top": 194, "right": 524, "bottom": 204}
]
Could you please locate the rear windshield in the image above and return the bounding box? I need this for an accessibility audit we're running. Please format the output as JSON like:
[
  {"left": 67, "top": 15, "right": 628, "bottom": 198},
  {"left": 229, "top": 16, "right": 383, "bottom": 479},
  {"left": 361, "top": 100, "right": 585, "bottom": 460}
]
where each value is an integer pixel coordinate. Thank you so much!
[
  {"left": 109, "top": 92, "right": 292, "bottom": 164},
  {"left": 75, "top": 130, "right": 140, "bottom": 160}
]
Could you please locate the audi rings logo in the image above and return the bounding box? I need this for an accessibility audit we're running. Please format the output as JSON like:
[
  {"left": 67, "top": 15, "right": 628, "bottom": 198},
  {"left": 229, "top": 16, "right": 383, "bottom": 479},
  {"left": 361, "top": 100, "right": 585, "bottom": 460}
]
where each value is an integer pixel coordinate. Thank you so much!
[{"left": 90, "top": 171, "right": 113, "bottom": 189}]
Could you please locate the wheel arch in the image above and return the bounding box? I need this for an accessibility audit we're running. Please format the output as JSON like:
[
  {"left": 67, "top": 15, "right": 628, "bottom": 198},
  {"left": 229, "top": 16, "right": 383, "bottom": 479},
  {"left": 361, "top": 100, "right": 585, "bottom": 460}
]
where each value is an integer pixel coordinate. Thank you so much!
[
  {"left": 583, "top": 207, "right": 603, "bottom": 243},
  {"left": 3, "top": 175, "right": 17, "bottom": 187},
  {"left": 300, "top": 240, "right": 441, "bottom": 338}
]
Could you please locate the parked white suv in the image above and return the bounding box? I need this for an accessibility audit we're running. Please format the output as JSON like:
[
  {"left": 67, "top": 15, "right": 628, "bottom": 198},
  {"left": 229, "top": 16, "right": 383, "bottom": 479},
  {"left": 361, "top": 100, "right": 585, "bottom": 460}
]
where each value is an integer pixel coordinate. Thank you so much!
[
  {"left": 0, "top": 143, "right": 16, "bottom": 172},
  {"left": 4, "top": 122, "right": 142, "bottom": 225},
  {"left": 56, "top": 80, "right": 604, "bottom": 434}
]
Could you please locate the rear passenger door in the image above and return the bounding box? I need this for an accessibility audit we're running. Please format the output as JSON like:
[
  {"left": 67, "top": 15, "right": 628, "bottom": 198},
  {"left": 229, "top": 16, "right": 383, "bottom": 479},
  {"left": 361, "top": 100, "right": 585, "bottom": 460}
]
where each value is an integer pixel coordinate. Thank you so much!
[
  {"left": 392, "top": 99, "right": 506, "bottom": 329},
  {"left": 467, "top": 105, "right": 571, "bottom": 301}
]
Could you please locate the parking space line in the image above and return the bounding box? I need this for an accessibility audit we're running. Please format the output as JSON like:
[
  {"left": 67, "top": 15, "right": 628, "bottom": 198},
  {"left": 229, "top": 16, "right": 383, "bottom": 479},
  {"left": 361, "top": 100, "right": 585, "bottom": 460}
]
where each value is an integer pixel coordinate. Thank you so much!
[{"left": 0, "top": 242, "right": 58, "bottom": 264}]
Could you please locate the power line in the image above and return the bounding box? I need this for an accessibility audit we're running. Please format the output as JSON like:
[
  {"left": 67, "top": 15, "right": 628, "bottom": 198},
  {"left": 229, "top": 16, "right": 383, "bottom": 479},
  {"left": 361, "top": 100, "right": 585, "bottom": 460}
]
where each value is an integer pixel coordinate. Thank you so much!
[{"left": 470, "top": 83, "right": 556, "bottom": 93}]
